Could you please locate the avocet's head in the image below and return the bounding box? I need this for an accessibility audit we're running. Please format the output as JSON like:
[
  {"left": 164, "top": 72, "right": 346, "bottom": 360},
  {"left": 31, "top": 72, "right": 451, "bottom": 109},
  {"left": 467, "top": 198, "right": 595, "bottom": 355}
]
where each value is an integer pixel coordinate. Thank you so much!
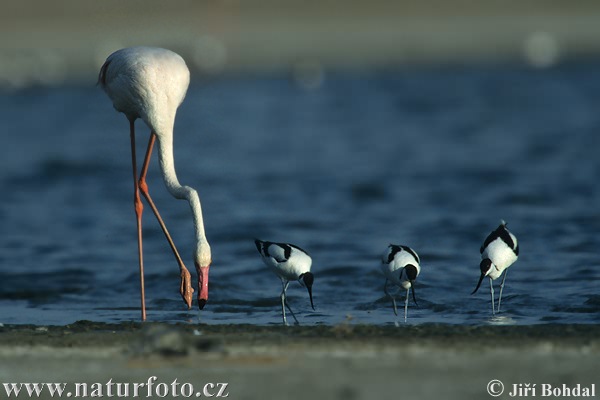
[
  {"left": 404, "top": 264, "right": 419, "bottom": 306},
  {"left": 471, "top": 258, "right": 492, "bottom": 295},
  {"left": 299, "top": 272, "right": 315, "bottom": 311},
  {"left": 194, "top": 242, "right": 212, "bottom": 310}
]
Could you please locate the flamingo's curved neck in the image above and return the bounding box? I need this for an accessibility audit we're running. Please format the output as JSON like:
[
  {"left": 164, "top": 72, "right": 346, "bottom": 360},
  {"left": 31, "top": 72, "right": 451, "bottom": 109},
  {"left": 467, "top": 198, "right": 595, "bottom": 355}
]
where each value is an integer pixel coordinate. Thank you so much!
[{"left": 155, "top": 131, "right": 209, "bottom": 259}]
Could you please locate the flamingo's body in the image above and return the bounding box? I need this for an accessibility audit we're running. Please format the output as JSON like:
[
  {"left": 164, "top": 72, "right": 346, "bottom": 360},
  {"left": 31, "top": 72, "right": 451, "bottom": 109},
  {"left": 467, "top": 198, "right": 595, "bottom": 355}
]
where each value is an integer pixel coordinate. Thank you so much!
[
  {"left": 254, "top": 239, "right": 315, "bottom": 325},
  {"left": 472, "top": 220, "right": 519, "bottom": 315},
  {"left": 380, "top": 244, "right": 421, "bottom": 322},
  {"left": 99, "top": 47, "right": 211, "bottom": 320}
]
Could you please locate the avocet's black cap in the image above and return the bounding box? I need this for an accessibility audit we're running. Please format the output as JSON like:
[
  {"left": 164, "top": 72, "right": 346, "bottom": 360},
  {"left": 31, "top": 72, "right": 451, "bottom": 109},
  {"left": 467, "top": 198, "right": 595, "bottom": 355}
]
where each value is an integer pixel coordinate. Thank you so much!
[
  {"left": 471, "top": 259, "right": 492, "bottom": 295},
  {"left": 405, "top": 264, "right": 418, "bottom": 281},
  {"left": 404, "top": 264, "right": 419, "bottom": 306},
  {"left": 479, "top": 258, "right": 492, "bottom": 275}
]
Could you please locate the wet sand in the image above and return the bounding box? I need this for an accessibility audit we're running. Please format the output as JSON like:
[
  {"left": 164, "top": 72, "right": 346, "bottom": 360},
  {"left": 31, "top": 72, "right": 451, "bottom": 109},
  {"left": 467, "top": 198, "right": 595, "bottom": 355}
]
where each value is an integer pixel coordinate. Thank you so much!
[{"left": 1, "top": 322, "right": 598, "bottom": 400}]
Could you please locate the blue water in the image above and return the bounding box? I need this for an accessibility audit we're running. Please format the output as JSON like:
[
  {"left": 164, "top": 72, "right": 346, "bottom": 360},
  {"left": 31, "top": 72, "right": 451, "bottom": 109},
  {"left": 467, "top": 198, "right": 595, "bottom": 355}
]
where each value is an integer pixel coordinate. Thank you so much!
[{"left": 1, "top": 63, "right": 599, "bottom": 326}]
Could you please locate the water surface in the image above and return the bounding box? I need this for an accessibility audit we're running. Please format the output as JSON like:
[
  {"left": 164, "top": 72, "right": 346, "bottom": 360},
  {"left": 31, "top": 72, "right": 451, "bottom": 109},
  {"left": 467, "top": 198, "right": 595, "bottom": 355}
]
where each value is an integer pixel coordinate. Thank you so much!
[{"left": 0, "top": 63, "right": 599, "bottom": 325}]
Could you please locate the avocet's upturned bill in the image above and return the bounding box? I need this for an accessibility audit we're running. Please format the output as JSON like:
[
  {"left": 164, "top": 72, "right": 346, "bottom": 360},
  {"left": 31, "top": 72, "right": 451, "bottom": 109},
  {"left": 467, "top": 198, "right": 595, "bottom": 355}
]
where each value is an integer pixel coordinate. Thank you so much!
[
  {"left": 472, "top": 220, "right": 519, "bottom": 315},
  {"left": 254, "top": 239, "right": 315, "bottom": 325},
  {"left": 99, "top": 47, "right": 212, "bottom": 320},
  {"left": 380, "top": 244, "right": 421, "bottom": 322}
]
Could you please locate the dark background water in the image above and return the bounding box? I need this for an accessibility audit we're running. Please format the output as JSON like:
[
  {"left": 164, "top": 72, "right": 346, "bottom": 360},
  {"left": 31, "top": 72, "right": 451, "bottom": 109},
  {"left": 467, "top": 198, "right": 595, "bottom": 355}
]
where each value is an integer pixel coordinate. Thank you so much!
[{"left": 0, "top": 63, "right": 599, "bottom": 326}]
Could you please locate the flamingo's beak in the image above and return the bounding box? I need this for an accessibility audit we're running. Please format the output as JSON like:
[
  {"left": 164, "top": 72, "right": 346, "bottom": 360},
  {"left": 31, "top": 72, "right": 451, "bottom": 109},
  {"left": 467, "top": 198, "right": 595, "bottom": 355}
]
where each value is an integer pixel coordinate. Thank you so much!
[{"left": 196, "top": 264, "right": 210, "bottom": 310}]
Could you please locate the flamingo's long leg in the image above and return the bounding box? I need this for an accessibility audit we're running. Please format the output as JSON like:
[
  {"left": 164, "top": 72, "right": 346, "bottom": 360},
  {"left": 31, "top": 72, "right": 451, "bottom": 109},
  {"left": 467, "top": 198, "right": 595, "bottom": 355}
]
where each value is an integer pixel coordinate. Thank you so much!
[
  {"left": 130, "top": 120, "right": 146, "bottom": 321},
  {"left": 138, "top": 132, "right": 194, "bottom": 309}
]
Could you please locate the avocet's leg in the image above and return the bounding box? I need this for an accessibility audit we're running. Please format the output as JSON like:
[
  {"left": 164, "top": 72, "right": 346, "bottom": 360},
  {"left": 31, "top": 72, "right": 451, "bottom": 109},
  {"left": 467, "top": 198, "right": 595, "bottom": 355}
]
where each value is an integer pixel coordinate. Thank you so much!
[
  {"left": 129, "top": 120, "right": 146, "bottom": 321},
  {"left": 137, "top": 132, "right": 194, "bottom": 309},
  {"left": 280, "top": 281, "right": 290, "bottom": 326},
  {"left": 497, "top": 269, "right": 509, "bottom": 313},
  {"left": 284, "top": 295, "right": 299, "bottom": 326},
  {"left": 404, "top": 288, "right": 410, "bottom": 323},
  {"left": 489, "top": 278, "right": 496, "bottom": 316},
  {"left": 383, "top": 279, "right": 398, "bottom": 316}
]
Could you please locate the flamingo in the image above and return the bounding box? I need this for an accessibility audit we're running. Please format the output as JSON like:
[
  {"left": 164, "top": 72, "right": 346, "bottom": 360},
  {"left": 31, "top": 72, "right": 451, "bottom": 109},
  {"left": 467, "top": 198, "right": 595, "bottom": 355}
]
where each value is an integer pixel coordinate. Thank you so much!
[{"left": 98, "top": 46, "right": 211, "bottom": 320}]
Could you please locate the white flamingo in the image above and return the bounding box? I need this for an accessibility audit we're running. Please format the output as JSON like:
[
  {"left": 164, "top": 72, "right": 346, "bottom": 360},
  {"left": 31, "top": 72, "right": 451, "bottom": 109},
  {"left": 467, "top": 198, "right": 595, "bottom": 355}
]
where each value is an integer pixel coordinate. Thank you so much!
[{"left": 98, "top": 47, "right": 211, "bottom": 320}]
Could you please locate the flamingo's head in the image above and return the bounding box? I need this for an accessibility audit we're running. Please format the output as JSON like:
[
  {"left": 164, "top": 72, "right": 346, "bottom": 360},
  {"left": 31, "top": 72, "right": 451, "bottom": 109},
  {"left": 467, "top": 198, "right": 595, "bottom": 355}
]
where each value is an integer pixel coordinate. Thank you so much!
[
  {"left": 195, "top": 262, "right": 210, "bottom": 310},
  {"left": 195, "top": 243, "right": 212, "bottom": 310}
]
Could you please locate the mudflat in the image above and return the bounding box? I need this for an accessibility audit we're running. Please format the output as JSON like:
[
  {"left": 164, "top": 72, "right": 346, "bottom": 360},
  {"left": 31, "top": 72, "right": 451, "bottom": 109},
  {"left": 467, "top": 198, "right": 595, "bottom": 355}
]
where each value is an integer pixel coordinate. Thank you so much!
[{"left": 1, "top": 322, "right": 598, "bottom": 400}]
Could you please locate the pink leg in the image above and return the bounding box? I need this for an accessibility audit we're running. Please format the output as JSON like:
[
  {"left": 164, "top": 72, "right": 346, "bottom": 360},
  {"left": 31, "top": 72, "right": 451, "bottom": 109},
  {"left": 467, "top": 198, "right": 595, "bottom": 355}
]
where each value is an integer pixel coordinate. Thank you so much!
[
  {"left": 138, "top": 133, "right": 194, "bottom": 309},
  {"left": 129, "top": 121, "right": 147, "bottom": 321}
]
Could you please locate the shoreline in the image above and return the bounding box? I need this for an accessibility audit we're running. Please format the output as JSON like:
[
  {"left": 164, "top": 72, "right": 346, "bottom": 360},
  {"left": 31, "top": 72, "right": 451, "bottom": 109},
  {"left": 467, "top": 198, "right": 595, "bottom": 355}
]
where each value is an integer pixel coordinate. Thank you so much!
[
  {"left": 2, "top": 320, "right": 600, "bottom": 346},
  {"left": 0, "top": 320, "right": 600, "bottom": 338},
  {"left": 1, "top": 322, "right": 598, "bottom": 400}
]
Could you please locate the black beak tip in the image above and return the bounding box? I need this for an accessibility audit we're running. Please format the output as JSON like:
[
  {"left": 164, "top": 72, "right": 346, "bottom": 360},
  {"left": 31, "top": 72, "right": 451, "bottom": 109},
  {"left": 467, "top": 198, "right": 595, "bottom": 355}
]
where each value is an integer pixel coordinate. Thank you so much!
[
  {"left": 411, "top": 282, "right": 418, "bottom": 307},
  {"left": 471, "top": 274, "right": 485, "bottom": 295},
  {"left": 198, "top": 299, "right": 207, "bottom": 310},
  {"left": 307, "top": 288, "right": 315, "bottom": 311}
]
